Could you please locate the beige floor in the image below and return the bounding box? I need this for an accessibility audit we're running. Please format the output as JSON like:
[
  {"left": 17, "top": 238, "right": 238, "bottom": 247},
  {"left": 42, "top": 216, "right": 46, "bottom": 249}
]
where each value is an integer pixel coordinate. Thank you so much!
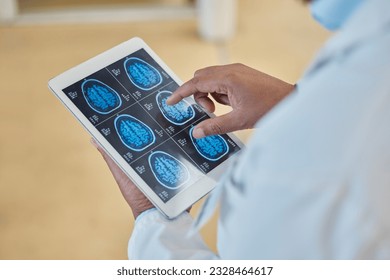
[{"left": 0, "top": 0, "right": 330, "bottom": 259}]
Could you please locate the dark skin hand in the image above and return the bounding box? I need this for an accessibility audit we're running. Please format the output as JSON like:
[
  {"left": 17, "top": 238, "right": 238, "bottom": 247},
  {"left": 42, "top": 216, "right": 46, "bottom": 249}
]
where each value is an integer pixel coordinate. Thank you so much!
[
  {"left": 91, "top": 138, "right": 154, "bottom": 219},
  {"left": 93, "top": 64, "right": 294, "bottom": 218},
  {"left": 167, "top": 63, "right": 294, "bottom": 138}
]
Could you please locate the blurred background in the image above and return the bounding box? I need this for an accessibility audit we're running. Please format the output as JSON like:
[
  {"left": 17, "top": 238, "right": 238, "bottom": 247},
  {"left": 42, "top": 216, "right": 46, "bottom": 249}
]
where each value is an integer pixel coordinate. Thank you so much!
[{"left": 0, "top": 0, "right": 329, "bottom": 259}]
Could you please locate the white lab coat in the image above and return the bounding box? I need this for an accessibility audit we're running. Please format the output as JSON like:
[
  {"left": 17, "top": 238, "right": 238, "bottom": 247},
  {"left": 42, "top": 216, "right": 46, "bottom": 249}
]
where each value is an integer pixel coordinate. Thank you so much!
[{"left": 128, "top": 0, "right": 390, "bottom": 259}]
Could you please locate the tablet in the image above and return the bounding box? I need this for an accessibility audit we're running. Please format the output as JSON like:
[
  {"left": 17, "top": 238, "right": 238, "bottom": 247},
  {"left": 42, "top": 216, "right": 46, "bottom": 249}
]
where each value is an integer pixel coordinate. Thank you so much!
[{"left": 48, "top": 37, "right": 243, "bottom": 219}]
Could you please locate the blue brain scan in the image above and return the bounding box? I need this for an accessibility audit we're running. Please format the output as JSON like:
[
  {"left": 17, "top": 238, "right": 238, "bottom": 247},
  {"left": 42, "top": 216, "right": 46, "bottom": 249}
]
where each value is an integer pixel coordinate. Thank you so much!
[
  {"left": 114, "top": 114, "right": 155, "bottom": 151},
  {"left": 156, "top": 91, "right": 195, "bottom": 125},
  {"left": 148, "top": 151, "right": 190, "bottom": 190},
  {"left": 190, "top": 127, "right": 229, "bottom": 161},
  {"left": 124, "top": 57, "right": 162, "bottom": 91},
  {"left": 82, "top": 79, "right": 122, "bottom": 114}
]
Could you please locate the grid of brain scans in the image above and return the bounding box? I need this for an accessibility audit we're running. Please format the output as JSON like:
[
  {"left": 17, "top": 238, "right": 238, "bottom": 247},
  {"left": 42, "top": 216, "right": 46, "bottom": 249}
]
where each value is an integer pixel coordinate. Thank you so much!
[{"left": 63, "top": 49, "right": 241, "bottom": 202}]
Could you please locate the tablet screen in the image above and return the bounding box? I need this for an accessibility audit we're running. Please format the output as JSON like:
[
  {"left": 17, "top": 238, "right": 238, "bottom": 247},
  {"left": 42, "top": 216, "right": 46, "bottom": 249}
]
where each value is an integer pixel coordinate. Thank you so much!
[{"left": 63, "top": 48, "right": 241, "bottom": 202}]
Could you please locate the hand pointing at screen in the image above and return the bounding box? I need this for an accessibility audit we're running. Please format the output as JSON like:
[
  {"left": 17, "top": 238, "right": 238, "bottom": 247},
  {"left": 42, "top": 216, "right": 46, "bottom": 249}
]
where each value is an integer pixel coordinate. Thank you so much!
[{"left": 166, "top": 63, "right": 294, "bottom": 138}]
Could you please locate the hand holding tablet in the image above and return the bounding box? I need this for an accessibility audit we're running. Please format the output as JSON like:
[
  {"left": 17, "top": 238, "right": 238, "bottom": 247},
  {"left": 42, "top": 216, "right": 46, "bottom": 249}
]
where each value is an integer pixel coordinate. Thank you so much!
[
  {"left": 48, "top": 37, "right": 243, "bottom": 219},
  {"left": 91, "top": 138, "right": 154, "bottom": 219}
]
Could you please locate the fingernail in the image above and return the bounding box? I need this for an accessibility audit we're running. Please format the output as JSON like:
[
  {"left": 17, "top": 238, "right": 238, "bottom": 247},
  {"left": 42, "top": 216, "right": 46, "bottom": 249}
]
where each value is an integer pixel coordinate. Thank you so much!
[
  {"left": 197, "top": 100, "right": 209, "bottom": 113},
  {"left": 197, "top": 100, "right": 205, "bottom": 109},
  {"left": 193, "top": 127, "right": 205, "bottom": 139},
  {"left": 90, "top": 138, "right": 99, "bottom": 149},
  {"left": 165, "top": 96, "right": 173, "bottom": 105}
]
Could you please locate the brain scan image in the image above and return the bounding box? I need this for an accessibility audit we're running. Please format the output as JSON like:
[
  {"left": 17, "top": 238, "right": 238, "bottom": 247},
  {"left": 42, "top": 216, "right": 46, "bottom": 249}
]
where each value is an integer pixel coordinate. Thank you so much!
[
  {"left": 82, "top": 79, "right": 122, "bottom": 114},
  {"left": 114, "top": 114, "right": 156, "bottom": 151},
  {"left": 190, "top": 127, "right": 229, "bottom": 161},
  {"left": 156, "top": 91, "right": 195, "bottom": 125},
  {"left": 124, "top": 57, "right": 162, "bottom": 91},
  {"left": 148, "top": 151, "right": 190, "bottom": 189}
]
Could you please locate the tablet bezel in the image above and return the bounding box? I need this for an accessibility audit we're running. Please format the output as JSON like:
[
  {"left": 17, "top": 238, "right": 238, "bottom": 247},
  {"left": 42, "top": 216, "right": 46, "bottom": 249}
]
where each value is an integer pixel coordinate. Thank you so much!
[{"left": 48, "top": 37, "right": 244, "bottom": 219}]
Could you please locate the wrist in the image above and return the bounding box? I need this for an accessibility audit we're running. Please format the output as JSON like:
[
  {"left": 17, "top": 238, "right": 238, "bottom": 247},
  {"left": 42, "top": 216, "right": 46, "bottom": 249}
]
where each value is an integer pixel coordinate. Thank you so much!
[
  {"left": 130, "top": 198, "right": 155, "bottom": 220},
  {"left": 134, "top": 207, "right": 157, "bottom": 222}
]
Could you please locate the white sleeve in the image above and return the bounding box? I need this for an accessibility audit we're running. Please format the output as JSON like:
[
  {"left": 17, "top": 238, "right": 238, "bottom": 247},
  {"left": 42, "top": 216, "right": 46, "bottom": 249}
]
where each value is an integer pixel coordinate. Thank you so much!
[{"left": 128, "top": 208, "right": 219, "bottom": 259}]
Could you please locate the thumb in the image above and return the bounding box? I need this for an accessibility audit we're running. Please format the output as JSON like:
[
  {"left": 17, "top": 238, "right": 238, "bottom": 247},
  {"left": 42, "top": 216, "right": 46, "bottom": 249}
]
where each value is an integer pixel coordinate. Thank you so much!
[{"left": 192, "top": 112, "right": 242, "bottom": 138}]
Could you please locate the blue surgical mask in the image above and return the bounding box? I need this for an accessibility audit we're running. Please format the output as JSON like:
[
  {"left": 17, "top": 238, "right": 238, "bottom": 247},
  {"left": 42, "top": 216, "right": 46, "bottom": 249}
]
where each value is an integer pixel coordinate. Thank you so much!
[{"left": 310, "top": 0, "right": 364, "bottom": 31}]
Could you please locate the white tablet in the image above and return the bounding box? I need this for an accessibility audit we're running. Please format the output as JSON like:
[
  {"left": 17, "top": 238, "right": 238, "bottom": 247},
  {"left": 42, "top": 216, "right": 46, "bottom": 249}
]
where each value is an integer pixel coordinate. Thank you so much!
[{"left": 48, "top": 37, "right": 244, "bottom": 219}]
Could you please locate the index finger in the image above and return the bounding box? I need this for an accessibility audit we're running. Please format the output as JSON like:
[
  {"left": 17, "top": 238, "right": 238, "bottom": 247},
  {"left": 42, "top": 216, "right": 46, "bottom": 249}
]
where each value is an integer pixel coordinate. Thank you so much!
[
  {"left": 167, "top": 65, "right": 230, "bottom": 105},
  {"left": 166, "top": 77, "right": 200, "bottom": 105}
]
